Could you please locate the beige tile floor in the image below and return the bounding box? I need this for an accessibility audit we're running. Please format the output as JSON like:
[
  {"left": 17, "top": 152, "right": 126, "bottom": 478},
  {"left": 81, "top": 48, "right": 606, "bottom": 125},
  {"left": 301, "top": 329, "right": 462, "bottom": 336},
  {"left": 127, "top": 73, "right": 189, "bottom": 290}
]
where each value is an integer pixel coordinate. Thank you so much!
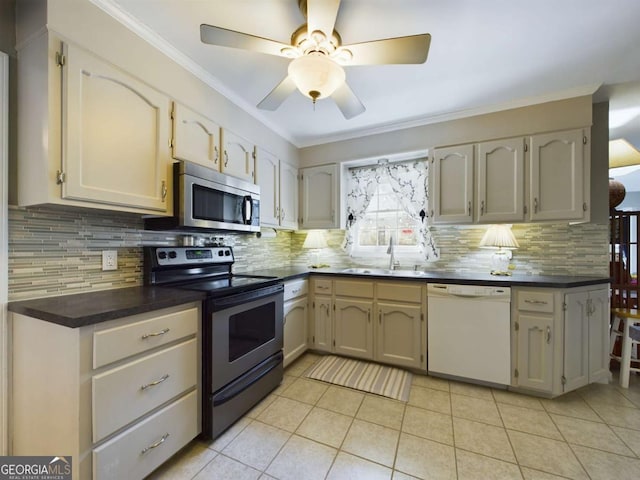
[{"left": 149, "top": 353, "right": 640, "bottom": 480}]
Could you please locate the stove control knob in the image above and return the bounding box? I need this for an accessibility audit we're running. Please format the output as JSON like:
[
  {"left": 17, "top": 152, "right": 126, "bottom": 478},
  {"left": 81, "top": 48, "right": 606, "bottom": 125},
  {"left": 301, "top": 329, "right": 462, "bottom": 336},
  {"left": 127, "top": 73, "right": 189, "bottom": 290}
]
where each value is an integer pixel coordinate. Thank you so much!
[
  {"left": 224, "top": 250, "right": 231, "bottom": 256},
  {"left": 168, "top": 251, "right": 177, "bottom": 259},
  {"left": 158, "top": 251, "right": 167, "bottom": 260},
  {"left": 218, "top": 250, "right": 224, "bottom": 257}
]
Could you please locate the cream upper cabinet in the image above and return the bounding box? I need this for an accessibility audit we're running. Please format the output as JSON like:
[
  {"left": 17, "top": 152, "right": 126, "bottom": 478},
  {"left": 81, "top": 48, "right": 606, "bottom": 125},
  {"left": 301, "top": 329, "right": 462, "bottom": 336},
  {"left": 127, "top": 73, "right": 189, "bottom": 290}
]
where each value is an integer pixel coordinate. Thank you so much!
[
  {"left": 256, "top": 148, "right": 280, "bottom": 226},
  {"left": 279, "top": 161, "right": 299, "bottom": 230},
  {"left": 171, "top": 102, "right": 221, "bottom": 170},
  {"left": 528, "top": 128, "right": 588, "bottom": 222},
  {"left": 431, "top": 145, "right": 474, "bottom": 224},
  {"left": 299, "top": 164, "right": 340, "bottom": 229},
  {"left": 255, "top": 148, "right": 298, "bottom": 229},
  {"left": 221, "top": 128, "right": 255, "bottom": 182},
  {"left": 17, "top": 34, "right": 172, "bottom": 214},
  {"left": 476, "top": 137, "right": 525, "bottom": 223}
]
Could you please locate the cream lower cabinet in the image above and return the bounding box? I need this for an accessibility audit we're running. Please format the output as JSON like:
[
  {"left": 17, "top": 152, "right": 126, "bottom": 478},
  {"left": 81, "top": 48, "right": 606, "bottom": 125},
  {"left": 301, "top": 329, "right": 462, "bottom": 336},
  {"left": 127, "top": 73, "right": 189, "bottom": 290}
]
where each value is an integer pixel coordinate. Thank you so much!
[
  {"left": 17, "top": 33, "right": 172, "bottom": 214},
  {"left": 511, "top": 285, "right": 609, "bottom": 396},
  {"left": 310, "top": 277, "right": 334, "bottom": 352},
  {"left": 283, "top": 279, "right": 309, "bottom": 366},
  {"left": 310, "top": 276, "right": 426, "bottom": 370},
  {"left": 11, "top": 303, "right": 201, "bottom": 480}
]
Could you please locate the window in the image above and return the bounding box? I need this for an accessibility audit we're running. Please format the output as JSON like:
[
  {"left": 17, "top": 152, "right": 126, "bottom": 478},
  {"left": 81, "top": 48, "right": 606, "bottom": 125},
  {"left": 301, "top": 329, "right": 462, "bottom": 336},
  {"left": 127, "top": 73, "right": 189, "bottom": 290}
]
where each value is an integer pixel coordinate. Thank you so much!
[{"left": 353, "top": 180, "right": 421, "bottom": 257}]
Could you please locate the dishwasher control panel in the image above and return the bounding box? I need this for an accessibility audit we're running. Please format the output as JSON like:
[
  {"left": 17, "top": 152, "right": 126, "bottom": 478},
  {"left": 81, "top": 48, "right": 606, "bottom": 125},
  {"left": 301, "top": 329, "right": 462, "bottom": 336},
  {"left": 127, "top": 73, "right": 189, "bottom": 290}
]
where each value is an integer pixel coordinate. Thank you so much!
[{"left": 427, "top": 283, "right": 510, "bottom": 298}]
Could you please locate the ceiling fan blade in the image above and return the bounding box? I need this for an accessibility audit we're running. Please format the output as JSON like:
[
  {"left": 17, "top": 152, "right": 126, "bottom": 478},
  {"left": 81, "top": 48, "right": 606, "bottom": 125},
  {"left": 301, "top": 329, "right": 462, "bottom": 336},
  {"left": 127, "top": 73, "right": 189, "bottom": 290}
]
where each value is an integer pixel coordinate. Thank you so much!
[
  {"left": 342, "top": 34, "right": 431, "bottom": 65},
  {"left": 257, "top": 76, "right": 297, "bottom": 111},
  {"left": 332, "top": 82, "right": 366, "bottom": 120},
  {"left": 306, "top": 0, "right": 341, "bottom": 37},
  {"left": 200, "top": 24, "right": 291, "bottom": 58}
]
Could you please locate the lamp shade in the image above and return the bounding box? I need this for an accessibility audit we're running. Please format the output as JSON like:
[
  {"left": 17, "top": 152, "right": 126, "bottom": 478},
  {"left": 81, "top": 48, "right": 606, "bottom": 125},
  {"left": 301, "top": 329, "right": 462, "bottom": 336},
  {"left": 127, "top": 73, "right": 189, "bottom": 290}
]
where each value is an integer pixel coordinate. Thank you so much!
[
  {"left": 479, "top": 225, "right": 519, "bottom": 249},
  {"left": 288, "top": 53, "right": 345, "bottom": 101},
  {"left": 303, "top": 230, "right": 328, "bottom": 249}
]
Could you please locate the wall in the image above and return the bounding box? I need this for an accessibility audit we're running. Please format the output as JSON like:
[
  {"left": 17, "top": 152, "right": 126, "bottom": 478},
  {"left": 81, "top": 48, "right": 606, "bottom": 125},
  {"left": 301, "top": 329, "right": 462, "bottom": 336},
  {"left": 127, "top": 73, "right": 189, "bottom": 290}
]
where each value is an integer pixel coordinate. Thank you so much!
[{"left": 8, "top": 205, "right": 608, "bottom": 301}]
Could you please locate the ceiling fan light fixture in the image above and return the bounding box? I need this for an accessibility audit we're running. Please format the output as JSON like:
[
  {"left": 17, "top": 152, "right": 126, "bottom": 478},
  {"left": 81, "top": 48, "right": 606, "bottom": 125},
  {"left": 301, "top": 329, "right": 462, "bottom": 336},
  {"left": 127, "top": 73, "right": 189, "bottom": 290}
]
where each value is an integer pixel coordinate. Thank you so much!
[{"left": 287, "top": 52, "right": 345, "bottom": 102}]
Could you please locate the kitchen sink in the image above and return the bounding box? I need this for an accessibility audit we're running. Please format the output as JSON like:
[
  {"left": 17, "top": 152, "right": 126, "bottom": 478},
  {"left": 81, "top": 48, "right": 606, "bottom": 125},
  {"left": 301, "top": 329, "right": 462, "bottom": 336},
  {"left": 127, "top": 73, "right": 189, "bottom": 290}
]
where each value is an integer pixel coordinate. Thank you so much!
[{"left": 340, "top": 268, "right": 429, "bottom": 277}]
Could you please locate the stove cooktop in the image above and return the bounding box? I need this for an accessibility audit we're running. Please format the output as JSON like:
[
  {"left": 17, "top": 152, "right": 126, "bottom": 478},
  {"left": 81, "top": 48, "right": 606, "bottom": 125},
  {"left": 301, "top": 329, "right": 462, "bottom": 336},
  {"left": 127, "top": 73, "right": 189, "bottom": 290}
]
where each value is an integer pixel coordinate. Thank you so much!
[{"left": 176, "top": 275, "right": 280, "bottom": 296}]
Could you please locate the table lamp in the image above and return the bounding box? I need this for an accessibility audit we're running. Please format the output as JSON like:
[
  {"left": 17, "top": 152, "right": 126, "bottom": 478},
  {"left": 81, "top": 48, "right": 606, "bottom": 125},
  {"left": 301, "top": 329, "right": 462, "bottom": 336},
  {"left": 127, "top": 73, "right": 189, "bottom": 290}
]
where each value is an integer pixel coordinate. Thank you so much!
[
  {"left": 479, "top": 225, "right": 519, "bottom": 275},
  {"left": 303, "top": 230, "right": 329, "bottom": 268}
]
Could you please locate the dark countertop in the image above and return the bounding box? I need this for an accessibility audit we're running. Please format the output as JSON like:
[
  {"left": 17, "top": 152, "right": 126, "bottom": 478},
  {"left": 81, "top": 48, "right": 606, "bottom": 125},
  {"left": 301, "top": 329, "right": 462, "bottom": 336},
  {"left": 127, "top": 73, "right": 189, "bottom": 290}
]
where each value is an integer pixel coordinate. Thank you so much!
[
  {"left": 243, "top": 266, "right": 610, "bottom": 289},
  {"left": 8, "top": 287, "right": 206, "bottom": 328},
  {"left": 9, "top": 267, "right": 609, "bottom": 329}
]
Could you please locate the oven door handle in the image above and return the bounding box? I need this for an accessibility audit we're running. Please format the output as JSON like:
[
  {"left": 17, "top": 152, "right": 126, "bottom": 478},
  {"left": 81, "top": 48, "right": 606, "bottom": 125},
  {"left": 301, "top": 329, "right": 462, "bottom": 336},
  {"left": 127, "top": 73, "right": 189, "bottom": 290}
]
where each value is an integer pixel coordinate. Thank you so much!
[
  {"left": 211, "top": 351, "right": 283, "bottom": 407},
  {"left": 242, "top": 195, "right": 253, "bottom": 225}
]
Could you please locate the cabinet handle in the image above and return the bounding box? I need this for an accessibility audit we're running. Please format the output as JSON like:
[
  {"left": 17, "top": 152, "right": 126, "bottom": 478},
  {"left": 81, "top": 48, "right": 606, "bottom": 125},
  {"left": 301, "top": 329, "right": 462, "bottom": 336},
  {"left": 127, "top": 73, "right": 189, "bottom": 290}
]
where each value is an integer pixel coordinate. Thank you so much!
[
  {"left": 524, "top": 299, "right": 548, "bottom": 305},
  {"left": 379, "top": 311, "right": 382, "bottom": 325},
  {"left": 291, "top": 288, "right": 301, "bottom": 294},
  {"left": 534, "top": 197, "right": 538, "bottom": 213},
  {"left": 141, "top": 328, "right": 170, "bottom": 339},
  {"left": 281, "top": 209, "right": 285, "bottom": 221},
  {"left": 141, "top": 433, "right": 170, "bottom": 455},
  {"left": 480, "top": 200, "right": 485, "bottom": 216},
  {"left": 161, "top": 181, "right": 167, "bottom": 202},
  {"left": 224, "top": 150, "right": 229, "bottom": 167},
  {"left": 546, "top": 326, "right": 551, "bottom": 344},
  {"left": 214, "top": 146, "right": 219, "bottom": 164},
  {"left": 368, "top": 309, "right": 371, "bottom": 323},
  {"left": 317, "top": 285, "right": 329, "bottom": 290},
  {"left": 141, "top": 374, "right": 170, "bottom": 391},
  {"left": 468, "top": 201, "right": 471, "bottom": 216}
]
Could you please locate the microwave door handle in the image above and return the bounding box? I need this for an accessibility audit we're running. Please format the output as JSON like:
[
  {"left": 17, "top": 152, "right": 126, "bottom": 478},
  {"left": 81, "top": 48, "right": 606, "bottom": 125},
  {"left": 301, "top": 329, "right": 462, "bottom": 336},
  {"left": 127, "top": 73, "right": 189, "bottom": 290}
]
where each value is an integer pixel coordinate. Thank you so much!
[{"left": 242, "top": 196, "right": 252, "bottom": 225}]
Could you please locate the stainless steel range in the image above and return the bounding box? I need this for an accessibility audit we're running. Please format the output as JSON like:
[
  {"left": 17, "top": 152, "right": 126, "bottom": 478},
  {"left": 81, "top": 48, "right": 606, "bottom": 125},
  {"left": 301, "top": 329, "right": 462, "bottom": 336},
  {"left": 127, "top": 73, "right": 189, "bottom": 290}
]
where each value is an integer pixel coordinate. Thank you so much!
[{"left": 144, "top": 246, "right": 284, "bottom": 439}]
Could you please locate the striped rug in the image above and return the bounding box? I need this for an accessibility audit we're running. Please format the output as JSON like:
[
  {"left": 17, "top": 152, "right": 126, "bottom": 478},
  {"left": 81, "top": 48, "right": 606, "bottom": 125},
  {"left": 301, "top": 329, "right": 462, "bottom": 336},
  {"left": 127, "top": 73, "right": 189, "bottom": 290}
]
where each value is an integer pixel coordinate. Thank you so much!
[{"left": 305, "top": 355, "right": 412, "bottom": 402}]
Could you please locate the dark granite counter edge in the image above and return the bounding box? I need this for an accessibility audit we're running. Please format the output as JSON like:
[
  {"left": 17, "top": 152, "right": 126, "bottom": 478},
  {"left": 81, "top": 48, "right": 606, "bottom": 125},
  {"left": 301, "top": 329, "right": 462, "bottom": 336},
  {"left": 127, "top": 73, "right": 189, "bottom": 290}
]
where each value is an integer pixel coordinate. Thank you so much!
[{"left": 8, "top": 287, "right": 206, "bottom": 328}]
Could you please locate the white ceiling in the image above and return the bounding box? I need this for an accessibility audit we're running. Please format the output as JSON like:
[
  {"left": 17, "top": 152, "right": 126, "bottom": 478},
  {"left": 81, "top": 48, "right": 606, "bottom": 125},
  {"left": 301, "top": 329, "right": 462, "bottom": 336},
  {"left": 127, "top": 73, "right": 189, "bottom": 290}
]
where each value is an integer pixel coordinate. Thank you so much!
[{"left": 93, "top": 0, "right": 640, "bottom": 148}]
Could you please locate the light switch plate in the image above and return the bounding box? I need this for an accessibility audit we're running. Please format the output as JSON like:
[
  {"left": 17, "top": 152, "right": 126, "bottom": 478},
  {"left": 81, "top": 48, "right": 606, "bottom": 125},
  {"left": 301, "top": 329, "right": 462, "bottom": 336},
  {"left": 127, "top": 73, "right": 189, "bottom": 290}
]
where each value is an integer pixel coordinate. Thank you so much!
[{"left": 102, "top": 250, "right": 117, "bottom": 271}]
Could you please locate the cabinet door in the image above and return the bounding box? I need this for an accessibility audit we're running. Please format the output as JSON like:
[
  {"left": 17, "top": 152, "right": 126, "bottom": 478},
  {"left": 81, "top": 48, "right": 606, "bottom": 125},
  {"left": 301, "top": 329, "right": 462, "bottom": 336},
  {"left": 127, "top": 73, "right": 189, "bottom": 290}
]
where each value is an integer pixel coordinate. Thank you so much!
[
  {"left": 516, "top": 313, "right": 554, "bottom": 392},
  {"left": 279, "top": 161, "right": 299, "bottom": 230},
  {"left": 376, "top": 302, "right": 423, "bottom": 369},
  {"left": 529, "top": 129, "right": 585, "bottom": 221},
  {"left": 63, "top": 43, "right": 170, "bottom": 212},
  {"left": 283, "top": 297, "right": 308, "bottom": 367},
  {"left": 563, "top": 292, "right": 589, "bottom": 392},
  {"left": 171, "top": 102, "right": 221, "bottom": 169},
  {"left": 221, "top": 129, "right": 254, "bottom": 182},
  {"left": 587, "top": 288, "right": 610, "bottom": 382},
  {"left": 255, "top": 148, "right": 280, "bottom": 227},
  {"left": 477, "top": 138, "right": 525, "bottom": 223},
  {"left": 300, "top": 164, "right": 339, "bottom": 229},
  {"left": 312, "top": 296, "right": 333, "bottom": 352},
  {"left": 334, "top": 298, "right": 373, "bottom": 360},
  {"left": 431, "top": 145, "right": 474, "bottom": 224}
]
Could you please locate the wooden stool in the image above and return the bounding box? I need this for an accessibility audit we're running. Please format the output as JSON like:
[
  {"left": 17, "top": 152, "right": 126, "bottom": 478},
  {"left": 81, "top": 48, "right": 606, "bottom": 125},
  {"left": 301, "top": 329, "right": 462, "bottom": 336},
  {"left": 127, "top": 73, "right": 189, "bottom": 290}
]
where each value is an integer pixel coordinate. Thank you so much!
[{"left": 611, "top": 308, "right": 640, "bottom": 388}]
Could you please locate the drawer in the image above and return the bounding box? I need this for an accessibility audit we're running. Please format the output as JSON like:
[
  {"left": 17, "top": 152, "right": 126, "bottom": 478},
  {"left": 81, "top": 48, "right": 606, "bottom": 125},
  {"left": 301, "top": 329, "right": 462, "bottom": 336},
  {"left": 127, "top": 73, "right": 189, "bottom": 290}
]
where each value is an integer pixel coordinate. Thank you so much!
[
  {"left": 517, "top": 291, "right": 555, "bottom": 313},
  {"left": 377, "top": 282, "right": 423, "bottom": 303},
  {"left": 313, "top": 278, "right": 333, "bottom": 295},
  {"left": 92, "top": 338, "right": 197, "bottom": 443},
  {"left": 334, "top": 279, "right": 374, "bottom": 298},
  {"left": 93, "top": 390, "right": 198, "bottom": 480},
  {"left": 284, "top": 279, "right": 308, "bottom": 302},
  {"left": 93, "top": 306, "right": 198, "bottom": 369}
]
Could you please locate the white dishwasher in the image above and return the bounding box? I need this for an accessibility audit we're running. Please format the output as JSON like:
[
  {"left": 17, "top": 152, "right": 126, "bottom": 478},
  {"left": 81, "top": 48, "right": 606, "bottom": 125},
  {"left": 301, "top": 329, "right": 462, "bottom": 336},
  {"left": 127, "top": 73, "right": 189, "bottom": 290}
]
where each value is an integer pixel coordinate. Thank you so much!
[{"left": 427, "top": 283, "right": 511, "bottom": 385}]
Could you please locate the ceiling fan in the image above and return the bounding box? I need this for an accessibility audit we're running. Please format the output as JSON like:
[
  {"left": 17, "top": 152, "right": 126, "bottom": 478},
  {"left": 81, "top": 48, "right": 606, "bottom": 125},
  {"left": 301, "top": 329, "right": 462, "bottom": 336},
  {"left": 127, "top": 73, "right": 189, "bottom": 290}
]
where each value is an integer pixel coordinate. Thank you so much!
[{"left": 200, "top": 0, "right": 431, "bottom": 119}]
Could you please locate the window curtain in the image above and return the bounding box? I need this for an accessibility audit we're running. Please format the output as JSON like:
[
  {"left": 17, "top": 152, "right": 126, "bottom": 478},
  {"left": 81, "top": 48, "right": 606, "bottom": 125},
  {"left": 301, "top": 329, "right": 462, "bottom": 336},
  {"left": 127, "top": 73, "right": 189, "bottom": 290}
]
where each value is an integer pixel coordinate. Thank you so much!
[
  {"left": 342, "top": 160, "right": 439, "bottom": 261},
  {"left": 342, "top": 166, "right": 380, "bottom": 253}
]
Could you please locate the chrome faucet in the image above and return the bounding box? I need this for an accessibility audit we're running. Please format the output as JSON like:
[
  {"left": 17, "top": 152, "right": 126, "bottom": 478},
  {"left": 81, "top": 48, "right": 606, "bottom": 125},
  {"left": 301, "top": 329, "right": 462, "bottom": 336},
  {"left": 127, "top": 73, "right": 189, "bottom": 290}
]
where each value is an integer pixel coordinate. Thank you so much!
[{"left": 387, "top": 235, "right": 398, "bottom": 270}]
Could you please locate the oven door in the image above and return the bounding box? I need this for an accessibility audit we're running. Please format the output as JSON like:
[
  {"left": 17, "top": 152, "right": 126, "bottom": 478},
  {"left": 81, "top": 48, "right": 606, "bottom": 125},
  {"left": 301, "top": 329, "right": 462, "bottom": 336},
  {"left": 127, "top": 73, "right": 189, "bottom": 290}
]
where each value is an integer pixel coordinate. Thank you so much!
[{"left": 206, "top": 284, "right": 283, "bottom": 391}]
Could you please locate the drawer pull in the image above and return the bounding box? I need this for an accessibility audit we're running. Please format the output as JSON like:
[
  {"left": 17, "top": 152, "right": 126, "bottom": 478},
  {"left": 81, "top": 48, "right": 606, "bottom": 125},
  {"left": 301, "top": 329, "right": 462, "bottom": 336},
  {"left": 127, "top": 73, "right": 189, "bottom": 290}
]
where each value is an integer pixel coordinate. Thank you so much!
[
  {"left": 317, "top": 286, "right": 329, "bottom": 290},
  {"left": 141, "top": 374, "right": 170, "bottom": 391},
  {"left": 141, "top": 328, "right": 170, "bottom": 339},
  {"left": 524, "top": 299, "right": 548, "bottom": 305},
  {"left": 291, "top": 288, "right": 301, "bottom": 294},
  {"left": 141, "top": 433, "right": 169, "bottom": 455}
]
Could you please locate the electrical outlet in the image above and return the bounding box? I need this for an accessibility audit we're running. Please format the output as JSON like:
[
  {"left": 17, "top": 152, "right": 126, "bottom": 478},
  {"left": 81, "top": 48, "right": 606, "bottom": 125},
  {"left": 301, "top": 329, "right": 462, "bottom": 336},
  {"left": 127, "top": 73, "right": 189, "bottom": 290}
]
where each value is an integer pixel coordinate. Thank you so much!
[{"left": 102, "top": 250, "right": 118, "bottom": 271}]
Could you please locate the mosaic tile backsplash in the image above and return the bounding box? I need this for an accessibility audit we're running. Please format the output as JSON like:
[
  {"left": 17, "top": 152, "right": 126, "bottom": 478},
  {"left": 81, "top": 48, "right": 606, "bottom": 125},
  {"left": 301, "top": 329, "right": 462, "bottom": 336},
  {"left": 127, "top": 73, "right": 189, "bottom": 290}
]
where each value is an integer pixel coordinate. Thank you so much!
[{"left": 7, "top": 206, "right": 608, "bottom": 301}]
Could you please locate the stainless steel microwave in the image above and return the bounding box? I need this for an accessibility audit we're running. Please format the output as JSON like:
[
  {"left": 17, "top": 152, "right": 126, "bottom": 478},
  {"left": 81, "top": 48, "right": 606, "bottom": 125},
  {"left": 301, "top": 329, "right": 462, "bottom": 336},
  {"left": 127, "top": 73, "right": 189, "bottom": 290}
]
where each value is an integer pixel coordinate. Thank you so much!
[{"left": 145, "top": 161, "right": 260, "bottom": 233}]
